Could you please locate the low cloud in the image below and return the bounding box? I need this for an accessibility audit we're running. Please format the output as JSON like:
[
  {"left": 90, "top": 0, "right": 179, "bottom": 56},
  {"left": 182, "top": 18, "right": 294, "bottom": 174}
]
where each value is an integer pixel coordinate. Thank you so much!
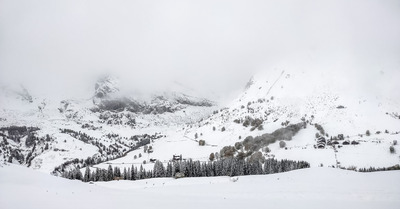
[{"left": 1, "top": 0, "right": 399, "bottom": 101}]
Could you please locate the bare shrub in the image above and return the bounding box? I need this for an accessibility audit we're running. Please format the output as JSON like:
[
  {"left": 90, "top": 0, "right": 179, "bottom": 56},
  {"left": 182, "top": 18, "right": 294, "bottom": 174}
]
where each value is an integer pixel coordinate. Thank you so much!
[
  {"left": 209, "top": 153, "right": 215, "bottom": 161},
  {"left": 390, "top": 146, "right": 395, "bottom": 154},
  {"left": 279, "top": 141, "right": 286, "bottom": 148}
]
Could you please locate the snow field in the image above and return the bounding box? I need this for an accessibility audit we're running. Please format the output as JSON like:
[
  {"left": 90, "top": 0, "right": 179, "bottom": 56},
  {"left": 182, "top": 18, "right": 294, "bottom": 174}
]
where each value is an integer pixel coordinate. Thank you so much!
[{"left": 1, "top": 164, "right": 400, "bottom": 209}]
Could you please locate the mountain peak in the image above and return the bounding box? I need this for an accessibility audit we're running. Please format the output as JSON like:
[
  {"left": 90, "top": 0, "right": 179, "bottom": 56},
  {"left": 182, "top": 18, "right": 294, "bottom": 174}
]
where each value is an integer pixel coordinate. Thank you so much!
[{"left": 94, "top": 75, "right": 119, "bottom": 99}]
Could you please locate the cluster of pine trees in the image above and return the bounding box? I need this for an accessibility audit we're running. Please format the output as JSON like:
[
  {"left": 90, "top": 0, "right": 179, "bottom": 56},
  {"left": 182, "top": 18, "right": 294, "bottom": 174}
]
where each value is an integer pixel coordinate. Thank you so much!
[
  {"left": 357, "top": 164, "right": 400, "bottom": 172},
  {"left": 62, "top": 158, "right": 310, "bottom": 182}
]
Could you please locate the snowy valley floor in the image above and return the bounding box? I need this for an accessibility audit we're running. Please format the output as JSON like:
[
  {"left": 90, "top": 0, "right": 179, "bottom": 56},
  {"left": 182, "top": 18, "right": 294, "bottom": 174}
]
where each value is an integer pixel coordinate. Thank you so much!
[{"left": 1, "top": 164, "right": 399, "bottom": 209}]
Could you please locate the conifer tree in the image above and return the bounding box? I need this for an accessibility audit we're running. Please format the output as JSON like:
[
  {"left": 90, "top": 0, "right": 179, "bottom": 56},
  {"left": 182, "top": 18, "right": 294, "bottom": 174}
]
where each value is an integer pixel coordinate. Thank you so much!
[
  {"left": 123, "top": 167, "right": 127, "bottom": 180},
  {"left": 133, "top": 167, "right": 138, "bottom": 180},
  {"left": 107, "top": 165, "right": 114, "bottom": 181},
  {"left": 127, "top": 167, "right": 131, "bottom": 180},
  {"left": 95, "top": 168, "right": 101, "bottom": 181},
  {"left": 83, "top": 166, "right": 91, "bottom": 182},
  {"left": 130, "top": 165, "right": 135, "bottom": 180},
  {"left": 166, "top": 163, "right": 173, "bottom": 177},
  {"left": 153, "top": 161, "right": 165, "bottom": 178},
  {"left": 138, "top": 165, "right": 144, "bottom": 179},
  {"left": 114, "top": 167, "right": 121, "bottom": 178},
  {"left": 90, "top": 171, "right": 96, "bottom": 181},
  {"left": 74, "top": 167, "right": 83, "bottom": 180}
]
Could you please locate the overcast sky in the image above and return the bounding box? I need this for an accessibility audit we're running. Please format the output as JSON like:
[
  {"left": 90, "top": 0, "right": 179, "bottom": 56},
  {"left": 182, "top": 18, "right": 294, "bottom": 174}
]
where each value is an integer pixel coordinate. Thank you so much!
[{"left": 0, "top": 0, "right": 399, "bottom": 101}]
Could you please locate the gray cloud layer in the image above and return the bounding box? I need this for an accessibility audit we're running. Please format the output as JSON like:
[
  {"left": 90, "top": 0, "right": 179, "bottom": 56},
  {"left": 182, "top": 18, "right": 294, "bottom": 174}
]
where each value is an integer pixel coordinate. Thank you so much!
[{"left": 1, "top": 0, "right": 399, "bottom": 101}]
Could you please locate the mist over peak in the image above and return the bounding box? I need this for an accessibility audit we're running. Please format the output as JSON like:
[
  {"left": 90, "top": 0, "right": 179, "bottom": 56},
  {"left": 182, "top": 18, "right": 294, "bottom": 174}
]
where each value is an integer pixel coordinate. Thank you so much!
[{"left": 0, "top": 0, "right": 399, "bottom": 103}]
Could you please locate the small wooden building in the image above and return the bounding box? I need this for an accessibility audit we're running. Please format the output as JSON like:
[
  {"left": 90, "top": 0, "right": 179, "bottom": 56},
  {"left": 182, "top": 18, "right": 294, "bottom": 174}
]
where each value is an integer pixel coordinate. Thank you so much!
[{"left": 172, "top": 155, "right": 182, "bottom": 161}]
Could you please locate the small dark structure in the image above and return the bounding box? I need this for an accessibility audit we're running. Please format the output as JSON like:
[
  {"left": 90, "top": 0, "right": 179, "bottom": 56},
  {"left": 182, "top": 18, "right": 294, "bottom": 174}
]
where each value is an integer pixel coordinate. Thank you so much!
[
  {"left": 317, "top": 137, "right": 326, "bottom": 149},
  {"left": 342, "top": 140, "right": 350, "bottom": 145},
  {"left": 198, "top": 140, "right": 206, "bottom": 146},
  {"left": 351, "top": 140, "right": 359, "bottom": 145},
  {"left": 150, "top": 158, "right": 157, "bottom": 163},
  {"left": 338, "top": 134, "right": 344, "bottom": 140},
  {"left": 172, "top": 155, "right": 182, "bottom": 161}
]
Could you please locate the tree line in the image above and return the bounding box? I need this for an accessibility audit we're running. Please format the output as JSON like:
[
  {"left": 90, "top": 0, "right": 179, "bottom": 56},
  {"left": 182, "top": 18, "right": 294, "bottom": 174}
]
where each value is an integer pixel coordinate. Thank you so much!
[
  {"left": 357, "top": 164, "right": 400, "bottom": 172},
  {"left": 62, "top": 158, "right": 310, "bottom": 182}
]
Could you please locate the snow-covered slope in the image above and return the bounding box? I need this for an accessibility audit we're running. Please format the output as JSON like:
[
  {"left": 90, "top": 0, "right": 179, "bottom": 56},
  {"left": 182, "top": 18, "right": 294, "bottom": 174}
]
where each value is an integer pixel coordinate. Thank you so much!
[
  {"left": 1, "top": 68, "right": 400, "bottom": 174},
  {"left": 104, "top": 68, "right": 400, "bottom": 172},
  {"left": 1, "top": 164, "right": 399, "bottom": 209},
  {"left": 197, "top": 68, "right": 400, "bottom": 137}
]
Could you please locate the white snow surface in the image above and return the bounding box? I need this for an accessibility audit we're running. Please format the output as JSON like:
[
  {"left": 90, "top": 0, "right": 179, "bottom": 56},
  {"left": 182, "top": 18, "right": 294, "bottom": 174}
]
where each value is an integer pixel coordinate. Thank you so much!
[{"left": 1, "top": 164, "right": 399, "bottom": 209}]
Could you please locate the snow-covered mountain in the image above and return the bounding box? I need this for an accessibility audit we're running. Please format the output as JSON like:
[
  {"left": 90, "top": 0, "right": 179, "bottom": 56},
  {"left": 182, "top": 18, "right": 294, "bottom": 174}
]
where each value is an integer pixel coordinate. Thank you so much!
[
  {"left": 95, "top": 68, "right": 400, "bottom": 173},
  {"left": 1, "top": 69, "right": 399, "bottom": 174},
  {"left": 179, "top": 68, "right": 400, "bottom": 168},
  {"left": 0, "top": 75, "right": 218, "bottom": 173}
]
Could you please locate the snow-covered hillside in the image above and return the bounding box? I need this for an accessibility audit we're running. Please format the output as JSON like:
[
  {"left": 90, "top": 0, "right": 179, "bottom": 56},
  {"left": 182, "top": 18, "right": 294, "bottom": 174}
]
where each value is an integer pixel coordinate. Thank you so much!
[
  {"left": 1, "top": 164, "right": 399, "bottom": 209},
  {"left": 196, "top": 68, "right": 400, "bottom": 140},
  {"left": 1, "top": 68, "right": 400, "bottom": 174},
  {"left": 102, "top": 68, "right": 400, "bottom": 172}
]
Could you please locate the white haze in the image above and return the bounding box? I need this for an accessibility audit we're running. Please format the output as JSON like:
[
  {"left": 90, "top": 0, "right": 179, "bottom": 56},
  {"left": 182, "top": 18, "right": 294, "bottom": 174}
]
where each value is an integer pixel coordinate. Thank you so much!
[{"left": 0, "top": 0, "right": 399, "bottom": 102}]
